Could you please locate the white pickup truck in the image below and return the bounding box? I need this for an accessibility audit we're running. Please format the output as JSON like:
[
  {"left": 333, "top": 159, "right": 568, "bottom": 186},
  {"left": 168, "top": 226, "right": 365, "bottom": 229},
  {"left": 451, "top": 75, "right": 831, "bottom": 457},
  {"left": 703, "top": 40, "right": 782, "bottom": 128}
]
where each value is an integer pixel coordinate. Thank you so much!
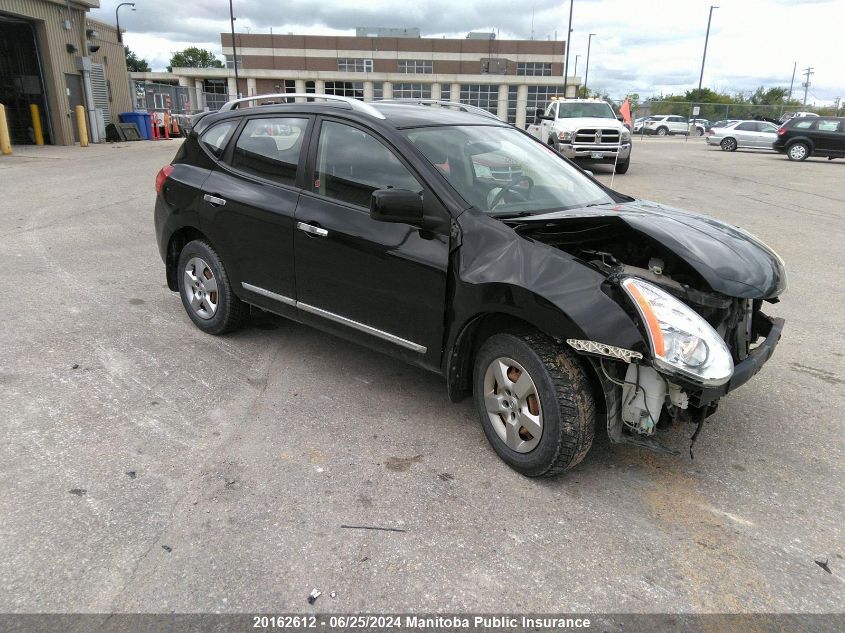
[{"left": 526, "top": 98, "right": 632, "bottom": 174}]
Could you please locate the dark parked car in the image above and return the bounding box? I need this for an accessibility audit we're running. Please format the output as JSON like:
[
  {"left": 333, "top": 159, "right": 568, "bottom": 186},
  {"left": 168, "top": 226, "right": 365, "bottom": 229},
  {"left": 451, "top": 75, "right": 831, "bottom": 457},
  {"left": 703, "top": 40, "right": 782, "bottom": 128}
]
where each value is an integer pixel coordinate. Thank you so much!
[
  {"left": 774, "top": 116, "right": 845, "bottom": 161},
  {"left": 155, "top": 94, "right": 786, "bottom": 477}
]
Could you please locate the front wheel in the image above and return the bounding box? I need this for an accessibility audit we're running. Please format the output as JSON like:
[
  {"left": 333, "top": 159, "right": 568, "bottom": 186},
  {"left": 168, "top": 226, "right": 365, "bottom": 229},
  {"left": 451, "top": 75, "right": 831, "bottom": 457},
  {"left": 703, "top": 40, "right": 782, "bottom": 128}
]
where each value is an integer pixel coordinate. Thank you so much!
[
  {"left": 787, "top": 142, "right": 810, "bottom": 161},
  {"left": 177, "top": 239, "right": 249, "bottom": 335},
  {"left": 721, "top": 137, "right": 738, "bottom": 152},
  {"left": 656, "top": 126, "right": 668, "bottom": 136},
  {"left": 615, "top": 155, "right": 631, "bottom": 174},
  {"left": 473, "top": 332, "right": 595, "bottom": 477}
]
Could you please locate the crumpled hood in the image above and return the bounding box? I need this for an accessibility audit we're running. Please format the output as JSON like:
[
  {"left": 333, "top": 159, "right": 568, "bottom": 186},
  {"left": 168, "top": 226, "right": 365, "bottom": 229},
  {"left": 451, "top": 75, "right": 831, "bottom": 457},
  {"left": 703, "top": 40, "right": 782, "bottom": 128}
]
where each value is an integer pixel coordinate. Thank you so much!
[{"left": 521, "top": 200, "right": 787, "bottom": 299}]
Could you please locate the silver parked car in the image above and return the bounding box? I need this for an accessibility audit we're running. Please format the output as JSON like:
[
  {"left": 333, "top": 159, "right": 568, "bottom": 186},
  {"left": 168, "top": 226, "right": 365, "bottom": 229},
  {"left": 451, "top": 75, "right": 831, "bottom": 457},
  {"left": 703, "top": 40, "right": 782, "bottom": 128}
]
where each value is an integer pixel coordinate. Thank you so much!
[{"left": 705, "top": 120, "right": 780, "bottom": 151}]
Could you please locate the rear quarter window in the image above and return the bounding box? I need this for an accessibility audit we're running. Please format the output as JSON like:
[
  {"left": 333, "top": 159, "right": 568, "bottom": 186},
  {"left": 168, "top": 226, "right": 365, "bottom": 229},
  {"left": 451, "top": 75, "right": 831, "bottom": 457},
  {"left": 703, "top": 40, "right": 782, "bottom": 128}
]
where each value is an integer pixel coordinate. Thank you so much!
[{"left": 200, "top": 121, "right": 237, "bottom": 158}]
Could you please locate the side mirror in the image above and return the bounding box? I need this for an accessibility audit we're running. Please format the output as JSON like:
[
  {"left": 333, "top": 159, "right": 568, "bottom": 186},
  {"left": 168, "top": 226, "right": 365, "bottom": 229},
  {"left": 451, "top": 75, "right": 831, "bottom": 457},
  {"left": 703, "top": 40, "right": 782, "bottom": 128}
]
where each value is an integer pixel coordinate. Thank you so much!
[
  {"left": 539, "top": 114, "right": 555, "bottom": 121},
  {"left": 370, "top": 189, "right": 425, "bottom": 225}
]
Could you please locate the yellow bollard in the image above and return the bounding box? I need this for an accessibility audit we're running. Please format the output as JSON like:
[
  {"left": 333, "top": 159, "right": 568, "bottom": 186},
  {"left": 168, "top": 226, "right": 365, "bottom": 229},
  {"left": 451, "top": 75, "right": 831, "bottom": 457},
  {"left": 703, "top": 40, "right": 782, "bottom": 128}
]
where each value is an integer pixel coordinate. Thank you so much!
[
  {"left": 30, "top": 104, "right": 44, "bottom": 145},
  {"left": 0, "top": 104, "right": 12, "bottom": 155},
  {"left": 75, "top": 105, "right": 89, "bottom": 147}
]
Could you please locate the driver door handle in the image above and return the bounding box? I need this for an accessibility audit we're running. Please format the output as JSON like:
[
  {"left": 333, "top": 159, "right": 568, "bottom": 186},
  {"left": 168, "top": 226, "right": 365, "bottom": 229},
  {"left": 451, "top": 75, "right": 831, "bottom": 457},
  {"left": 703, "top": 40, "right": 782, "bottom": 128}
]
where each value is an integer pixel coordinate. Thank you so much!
[
  {"left": 203, "top": 194, "right": 226, "bottom": 207},
  {"left": 297, "top": 222, "right": 328, "bottom": 237}
]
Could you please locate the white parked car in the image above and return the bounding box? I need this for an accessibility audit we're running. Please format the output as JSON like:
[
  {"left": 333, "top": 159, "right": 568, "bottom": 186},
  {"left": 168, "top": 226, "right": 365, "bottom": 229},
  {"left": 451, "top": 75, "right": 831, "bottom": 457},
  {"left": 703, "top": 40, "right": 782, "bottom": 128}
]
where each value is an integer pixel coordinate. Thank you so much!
[
  {"left": 641, "top": 115, "right": 701, "bottom": 136},
  {"left": 705, "top": 120, "right": 780, "bottom": 151}
]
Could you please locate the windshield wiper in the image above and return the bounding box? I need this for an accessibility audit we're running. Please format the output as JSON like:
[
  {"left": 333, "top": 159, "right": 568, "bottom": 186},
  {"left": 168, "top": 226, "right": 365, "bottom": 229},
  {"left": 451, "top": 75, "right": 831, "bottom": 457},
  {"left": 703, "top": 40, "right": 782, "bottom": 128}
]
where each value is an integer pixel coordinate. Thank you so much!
[{"left": 492, "top": 211, "right": 536, "bottom": 219}]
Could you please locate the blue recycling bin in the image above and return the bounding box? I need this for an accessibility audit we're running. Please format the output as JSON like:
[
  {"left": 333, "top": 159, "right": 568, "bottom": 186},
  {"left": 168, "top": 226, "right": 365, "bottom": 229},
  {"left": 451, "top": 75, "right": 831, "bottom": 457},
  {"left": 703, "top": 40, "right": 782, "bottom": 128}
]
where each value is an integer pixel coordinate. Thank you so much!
[{"left": 119, "top": 111, "right": 151, "bottom": 140}]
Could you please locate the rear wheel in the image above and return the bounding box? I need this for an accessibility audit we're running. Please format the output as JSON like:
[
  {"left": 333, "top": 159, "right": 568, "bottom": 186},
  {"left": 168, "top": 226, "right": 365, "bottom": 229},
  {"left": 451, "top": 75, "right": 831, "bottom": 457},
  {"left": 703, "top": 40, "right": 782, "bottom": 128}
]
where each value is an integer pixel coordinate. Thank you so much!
[
  {"left": 721, "top": 137, "right": 738, "bottom": 152},
  {"left": 473, "top": 332, "right": 595, "bottom": 477},
  {"left": 177, "top": 239, "right": 248, "bottom": 335},
  {"left": 787, "top": 142, "right": 810, "bottom": 161}
]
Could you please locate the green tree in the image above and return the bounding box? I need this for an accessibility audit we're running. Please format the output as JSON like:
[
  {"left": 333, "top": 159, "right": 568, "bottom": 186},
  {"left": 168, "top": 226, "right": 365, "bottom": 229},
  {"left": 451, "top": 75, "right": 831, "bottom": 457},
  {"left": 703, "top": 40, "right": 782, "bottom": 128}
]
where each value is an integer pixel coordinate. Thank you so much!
[
  {"left": 167, "top": 47, "right": 224, "bottom": 72},
  {"left": 124, "top": 47, "right": 151, "bottom": 72}
]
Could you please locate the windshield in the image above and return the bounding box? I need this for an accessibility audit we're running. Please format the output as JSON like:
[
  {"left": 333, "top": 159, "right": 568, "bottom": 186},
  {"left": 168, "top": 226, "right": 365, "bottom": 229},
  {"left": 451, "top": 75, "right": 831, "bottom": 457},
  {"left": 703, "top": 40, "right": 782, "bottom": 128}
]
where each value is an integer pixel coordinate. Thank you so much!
[
  {"left": 557, "top": 102, "right": 615, "bottom": 119},
  {"left": 405, "top": 125, "right": 614, "bottom": 216}
]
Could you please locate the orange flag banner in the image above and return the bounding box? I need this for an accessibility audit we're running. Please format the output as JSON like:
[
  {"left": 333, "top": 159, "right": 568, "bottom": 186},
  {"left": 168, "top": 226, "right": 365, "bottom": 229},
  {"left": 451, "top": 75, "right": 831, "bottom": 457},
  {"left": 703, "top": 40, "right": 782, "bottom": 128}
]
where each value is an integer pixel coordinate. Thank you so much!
[{"left": 620, "top": 98, "right": 632, "bottom": 127}]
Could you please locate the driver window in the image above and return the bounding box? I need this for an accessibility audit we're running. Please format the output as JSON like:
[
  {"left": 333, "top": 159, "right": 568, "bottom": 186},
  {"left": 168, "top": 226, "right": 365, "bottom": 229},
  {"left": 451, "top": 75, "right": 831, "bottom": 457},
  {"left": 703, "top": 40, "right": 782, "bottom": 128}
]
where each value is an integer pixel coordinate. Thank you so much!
[{"left": 314, "top": 121, "right": 421, "bottom": 208}]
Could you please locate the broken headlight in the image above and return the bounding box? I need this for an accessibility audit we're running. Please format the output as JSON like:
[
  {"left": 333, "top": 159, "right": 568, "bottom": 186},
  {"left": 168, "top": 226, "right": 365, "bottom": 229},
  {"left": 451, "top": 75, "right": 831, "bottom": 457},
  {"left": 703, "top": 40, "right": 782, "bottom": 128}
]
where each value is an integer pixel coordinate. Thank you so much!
[{"left": 621, "top": 278, "right": 734, "bottom": 386}]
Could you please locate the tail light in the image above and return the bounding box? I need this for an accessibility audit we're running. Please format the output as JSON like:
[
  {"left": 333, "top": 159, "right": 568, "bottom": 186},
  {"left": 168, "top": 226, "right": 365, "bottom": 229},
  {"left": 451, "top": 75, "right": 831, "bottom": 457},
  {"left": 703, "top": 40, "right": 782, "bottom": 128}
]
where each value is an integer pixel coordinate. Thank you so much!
[
  {"left": 155, "top": 164, "right": 174, "bottom": 194},
  {"left": 777, "top": 127, "right": 787, "bottom": 136}
]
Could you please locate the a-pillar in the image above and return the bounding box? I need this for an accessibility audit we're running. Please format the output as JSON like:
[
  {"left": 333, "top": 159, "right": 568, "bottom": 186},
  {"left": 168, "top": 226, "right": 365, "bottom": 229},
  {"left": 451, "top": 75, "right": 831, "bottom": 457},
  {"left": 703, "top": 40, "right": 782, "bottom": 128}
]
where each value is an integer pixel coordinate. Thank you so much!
[
  {"left": 497, "top": 84, "right": 509, "bottom": 121},
  {"left": 515, "top": 84, "right": 529, "bottom": 129}
]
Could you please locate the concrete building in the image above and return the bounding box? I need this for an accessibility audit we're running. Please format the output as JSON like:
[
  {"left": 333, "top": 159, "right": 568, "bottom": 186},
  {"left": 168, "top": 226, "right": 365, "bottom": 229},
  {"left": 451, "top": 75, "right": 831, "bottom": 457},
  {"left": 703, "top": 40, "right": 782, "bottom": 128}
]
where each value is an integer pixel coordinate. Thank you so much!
[
  {"left": 0, "top": 0, "right": 132, "bottom": 146},
  {"left": 142, "top": 29, "right": 580, "bottom": 129}
]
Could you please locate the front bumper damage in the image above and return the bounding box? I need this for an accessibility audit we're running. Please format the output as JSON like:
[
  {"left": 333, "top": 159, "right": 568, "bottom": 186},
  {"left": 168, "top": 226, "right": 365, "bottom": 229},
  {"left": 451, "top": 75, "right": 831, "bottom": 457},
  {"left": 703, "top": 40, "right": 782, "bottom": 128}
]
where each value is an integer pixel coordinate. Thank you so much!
[{"left": 579, "top": 310, "right": 784, "bottom": 458}]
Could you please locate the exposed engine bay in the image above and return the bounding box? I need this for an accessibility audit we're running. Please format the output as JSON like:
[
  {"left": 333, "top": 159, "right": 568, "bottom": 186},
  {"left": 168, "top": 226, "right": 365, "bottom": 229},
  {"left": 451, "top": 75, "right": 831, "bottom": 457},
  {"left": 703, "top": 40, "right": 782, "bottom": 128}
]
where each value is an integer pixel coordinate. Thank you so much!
[{"left": 513, "top": 215, "right": 780, "bottom": 457}]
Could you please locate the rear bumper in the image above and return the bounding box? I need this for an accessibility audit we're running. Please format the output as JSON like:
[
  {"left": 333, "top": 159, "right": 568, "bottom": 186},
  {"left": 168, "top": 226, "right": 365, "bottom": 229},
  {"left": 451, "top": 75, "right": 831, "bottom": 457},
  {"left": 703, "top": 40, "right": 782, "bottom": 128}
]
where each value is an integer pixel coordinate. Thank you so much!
[{"left": 693, "top": 313, "right": 785, "bottom": 406}]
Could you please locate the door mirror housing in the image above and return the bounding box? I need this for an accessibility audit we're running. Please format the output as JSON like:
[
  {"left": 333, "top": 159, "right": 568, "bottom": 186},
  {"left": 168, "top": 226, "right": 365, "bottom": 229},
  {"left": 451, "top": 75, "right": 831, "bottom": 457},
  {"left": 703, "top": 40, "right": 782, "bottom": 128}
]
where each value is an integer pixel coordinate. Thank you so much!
[{"left": 370, "top": 189, "right": 425, "bottom": 225}]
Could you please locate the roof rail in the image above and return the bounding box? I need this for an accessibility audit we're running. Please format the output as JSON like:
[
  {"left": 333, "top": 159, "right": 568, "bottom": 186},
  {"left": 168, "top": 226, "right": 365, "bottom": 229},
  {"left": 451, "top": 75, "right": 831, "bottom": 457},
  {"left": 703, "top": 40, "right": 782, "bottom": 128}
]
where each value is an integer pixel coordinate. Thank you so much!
[
  {"left": 218, "top": 93, "right": 386, "bottom": 119},
  {"left": 376, "top": 99, "right": 502, "bottom": 121}
]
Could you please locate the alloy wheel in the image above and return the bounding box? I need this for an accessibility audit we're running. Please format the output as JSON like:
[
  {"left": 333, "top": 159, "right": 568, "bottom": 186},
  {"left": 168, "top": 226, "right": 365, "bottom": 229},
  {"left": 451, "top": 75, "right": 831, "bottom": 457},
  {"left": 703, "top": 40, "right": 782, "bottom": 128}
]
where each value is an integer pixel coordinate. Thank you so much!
[
  {"left": 183, "top": 257, "right": 218, "bottom": 319},
  {"left": 788, "top": 144, "right": 808, "bottom": 160},
  {"left": 483, "top": 357, "right": 543, "bottom": 453}
]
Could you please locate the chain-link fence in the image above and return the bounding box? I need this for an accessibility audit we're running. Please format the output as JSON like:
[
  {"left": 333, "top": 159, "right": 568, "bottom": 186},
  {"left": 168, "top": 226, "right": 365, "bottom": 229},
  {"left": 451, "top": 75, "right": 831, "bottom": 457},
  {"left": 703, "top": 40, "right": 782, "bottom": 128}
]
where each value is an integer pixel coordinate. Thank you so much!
[{"left": 636, "top": 100, "right": 810, "bottom": 124}]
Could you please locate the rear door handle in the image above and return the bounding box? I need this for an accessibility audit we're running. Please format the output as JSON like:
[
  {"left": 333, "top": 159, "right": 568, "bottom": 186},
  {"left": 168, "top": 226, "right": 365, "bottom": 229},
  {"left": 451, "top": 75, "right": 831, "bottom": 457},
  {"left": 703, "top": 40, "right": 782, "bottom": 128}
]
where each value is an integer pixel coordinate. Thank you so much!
[
  {"left": 203, "top": 194, "right": 226, "bottom": 207},
  {"left": 297, "top": 222, "right": 328, "bottom": 237}
]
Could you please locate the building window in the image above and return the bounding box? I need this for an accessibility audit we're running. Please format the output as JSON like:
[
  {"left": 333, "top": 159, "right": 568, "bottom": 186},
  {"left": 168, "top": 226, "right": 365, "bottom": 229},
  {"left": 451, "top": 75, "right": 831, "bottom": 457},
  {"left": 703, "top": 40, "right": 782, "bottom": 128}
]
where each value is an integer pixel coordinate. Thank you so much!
[
  {"left": 507, "top": 85, "right": 518, "bottom": 124},
  {"left": 372, "top": 82, "right": 383, "bottom": 101},
  {"left": 224, "top": 54, "right": 242, "bottom": 70},
  {"left": 391, "top": 83, "right": 431, "bottom": 100},
  {"left": 398, "top": 59, "right": 433, "bottom": 74},
  {"left": 325, "top": 81, "right": 365, "bottom": 100},
  {"left": 526, "top": 86, "right": 566, "bottom": 120},
  {"left": 203, "top": 78, "right": 229, "bottom": 111},
  {"left": 517, "top": 62, "right": 552, "bottom": 76},
  {"left": 460, "top": 84, "right": 499, "bottom": 115},
  {"left": 336, "top": 58, "right": 373, "bottom": 73}
]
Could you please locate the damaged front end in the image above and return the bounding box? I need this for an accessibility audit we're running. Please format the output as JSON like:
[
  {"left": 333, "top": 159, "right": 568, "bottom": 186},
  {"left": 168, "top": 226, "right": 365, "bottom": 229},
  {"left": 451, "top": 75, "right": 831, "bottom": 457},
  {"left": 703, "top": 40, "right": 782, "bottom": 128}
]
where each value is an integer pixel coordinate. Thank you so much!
[{"left": 513, "top": 206, "right": 786, "bottom": 456}]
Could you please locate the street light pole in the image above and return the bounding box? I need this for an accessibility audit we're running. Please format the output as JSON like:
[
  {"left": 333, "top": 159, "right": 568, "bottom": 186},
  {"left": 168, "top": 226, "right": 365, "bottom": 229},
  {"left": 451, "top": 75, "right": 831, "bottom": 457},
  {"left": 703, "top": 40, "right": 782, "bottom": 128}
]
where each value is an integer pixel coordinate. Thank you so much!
[
  {"left": 697, "top": 5, "right": 718, "bottom": 93},
  {"left": 229, "top": 0, "right": 240, "bottom": 98},
  {"left": 573, "top": 54, "right": 580, "bottom": 78},
  {"left": 583, "top": 32, "right": 595, "bottom": 96},
  {"left": 787, "top": 61, "right": 797, "bottom": 102},
  {"left": 561, "top": 0, "right": 574, "bottom": 99},
  {"left": 115, "top": 2, "right": 135, "bottom": 45}
]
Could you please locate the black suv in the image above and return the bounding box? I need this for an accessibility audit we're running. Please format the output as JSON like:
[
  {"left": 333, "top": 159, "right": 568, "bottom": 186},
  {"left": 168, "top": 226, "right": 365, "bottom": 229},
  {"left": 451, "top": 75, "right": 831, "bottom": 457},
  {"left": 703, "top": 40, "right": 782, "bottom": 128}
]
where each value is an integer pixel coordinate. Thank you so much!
[
  {"left": 774, "top": 116, "right": 845, "bottom": 161},
  {"left": 154, "top": 95, "right": 786, "bottom": 477}
]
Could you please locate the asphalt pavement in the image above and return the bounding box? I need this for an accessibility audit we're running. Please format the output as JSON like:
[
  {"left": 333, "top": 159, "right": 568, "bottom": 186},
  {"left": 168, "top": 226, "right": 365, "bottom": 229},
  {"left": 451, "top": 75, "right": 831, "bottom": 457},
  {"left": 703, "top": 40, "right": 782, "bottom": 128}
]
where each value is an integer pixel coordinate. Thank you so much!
[{"left": 0, "top": 136, "right": 842, "bottom": 614}]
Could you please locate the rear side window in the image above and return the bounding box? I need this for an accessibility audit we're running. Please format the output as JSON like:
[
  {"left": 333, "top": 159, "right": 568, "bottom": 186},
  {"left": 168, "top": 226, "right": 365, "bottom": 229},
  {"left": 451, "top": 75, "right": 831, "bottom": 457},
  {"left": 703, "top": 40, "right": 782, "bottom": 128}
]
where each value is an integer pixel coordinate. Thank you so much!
[
  {"left": 735, "top": 122, "right": 757, "bottom": 131},
  {"left": 792, "top": 119, "right": 814, "bottom": 129},
  {"left": 816, "top": 120, "right": 841, "bottom": 132},
  {"left": 200, "top": 122, "right": 236, "bottom": 158},
  {"left": 231, "top": 117, "right": 309, "bottom": 186}
]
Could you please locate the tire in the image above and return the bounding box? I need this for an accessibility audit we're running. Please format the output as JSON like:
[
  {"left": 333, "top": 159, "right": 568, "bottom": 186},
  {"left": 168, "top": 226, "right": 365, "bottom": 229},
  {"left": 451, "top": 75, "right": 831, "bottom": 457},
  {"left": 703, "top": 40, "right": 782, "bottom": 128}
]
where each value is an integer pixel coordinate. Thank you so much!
[
  {"left": 614, "top": 155, "right": 631, "bottom": 174},
  {"left": 720, "top": 137, "right": 738, "bottom": 152},
  {"left": 473, "top": 332, "right": 595, "bottom": 477},
  {"left": 548, "top": 137, "right": 560, "bottom": 152},
  {"left": 177, "top": 239, "right": 249, "bottom": 335},
  {"left": 696, "top": 127, "right": 705, "bottom": 136},
  {"left": 787, "top": 141, "right": 810, "bottom": 161},
  {"left": 656, "top": 126, "right": 668, "bottom": 136}
]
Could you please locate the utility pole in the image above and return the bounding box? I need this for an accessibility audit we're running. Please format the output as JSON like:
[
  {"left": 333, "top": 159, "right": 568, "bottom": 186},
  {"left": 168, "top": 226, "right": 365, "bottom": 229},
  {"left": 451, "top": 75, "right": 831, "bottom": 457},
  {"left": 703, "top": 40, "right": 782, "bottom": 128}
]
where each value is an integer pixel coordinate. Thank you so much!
[
  {"left": 787, "top": 61, "right": 797, "bottom": 102},
  {"left": 561, "top": 0, "right": 574, "bottom": 99},
  {"left": 835, "top": 97, "right": 841, "bottom": 117},
  {"left": 697, "top": 6, "right": 719, "bottom": 92},
  {"left": 574, "top": 54, "right": 580, "bottom": 78},
  {"left": 583, "top": 32, "right": 595, "bottom": 97},
  {"left": 802, "top": 67, "right": 814, "bottom": 106},
  {"left": 229, "top": 0, "right": 240, "bottom": 98}
]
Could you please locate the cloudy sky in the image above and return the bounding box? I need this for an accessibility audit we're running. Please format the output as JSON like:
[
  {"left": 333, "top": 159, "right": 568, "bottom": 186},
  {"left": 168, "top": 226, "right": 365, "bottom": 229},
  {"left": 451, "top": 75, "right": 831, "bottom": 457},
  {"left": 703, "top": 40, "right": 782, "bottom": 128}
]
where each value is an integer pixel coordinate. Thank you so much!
[{"left": 92, "top": 0, "right": 843, "bottom": 105}]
